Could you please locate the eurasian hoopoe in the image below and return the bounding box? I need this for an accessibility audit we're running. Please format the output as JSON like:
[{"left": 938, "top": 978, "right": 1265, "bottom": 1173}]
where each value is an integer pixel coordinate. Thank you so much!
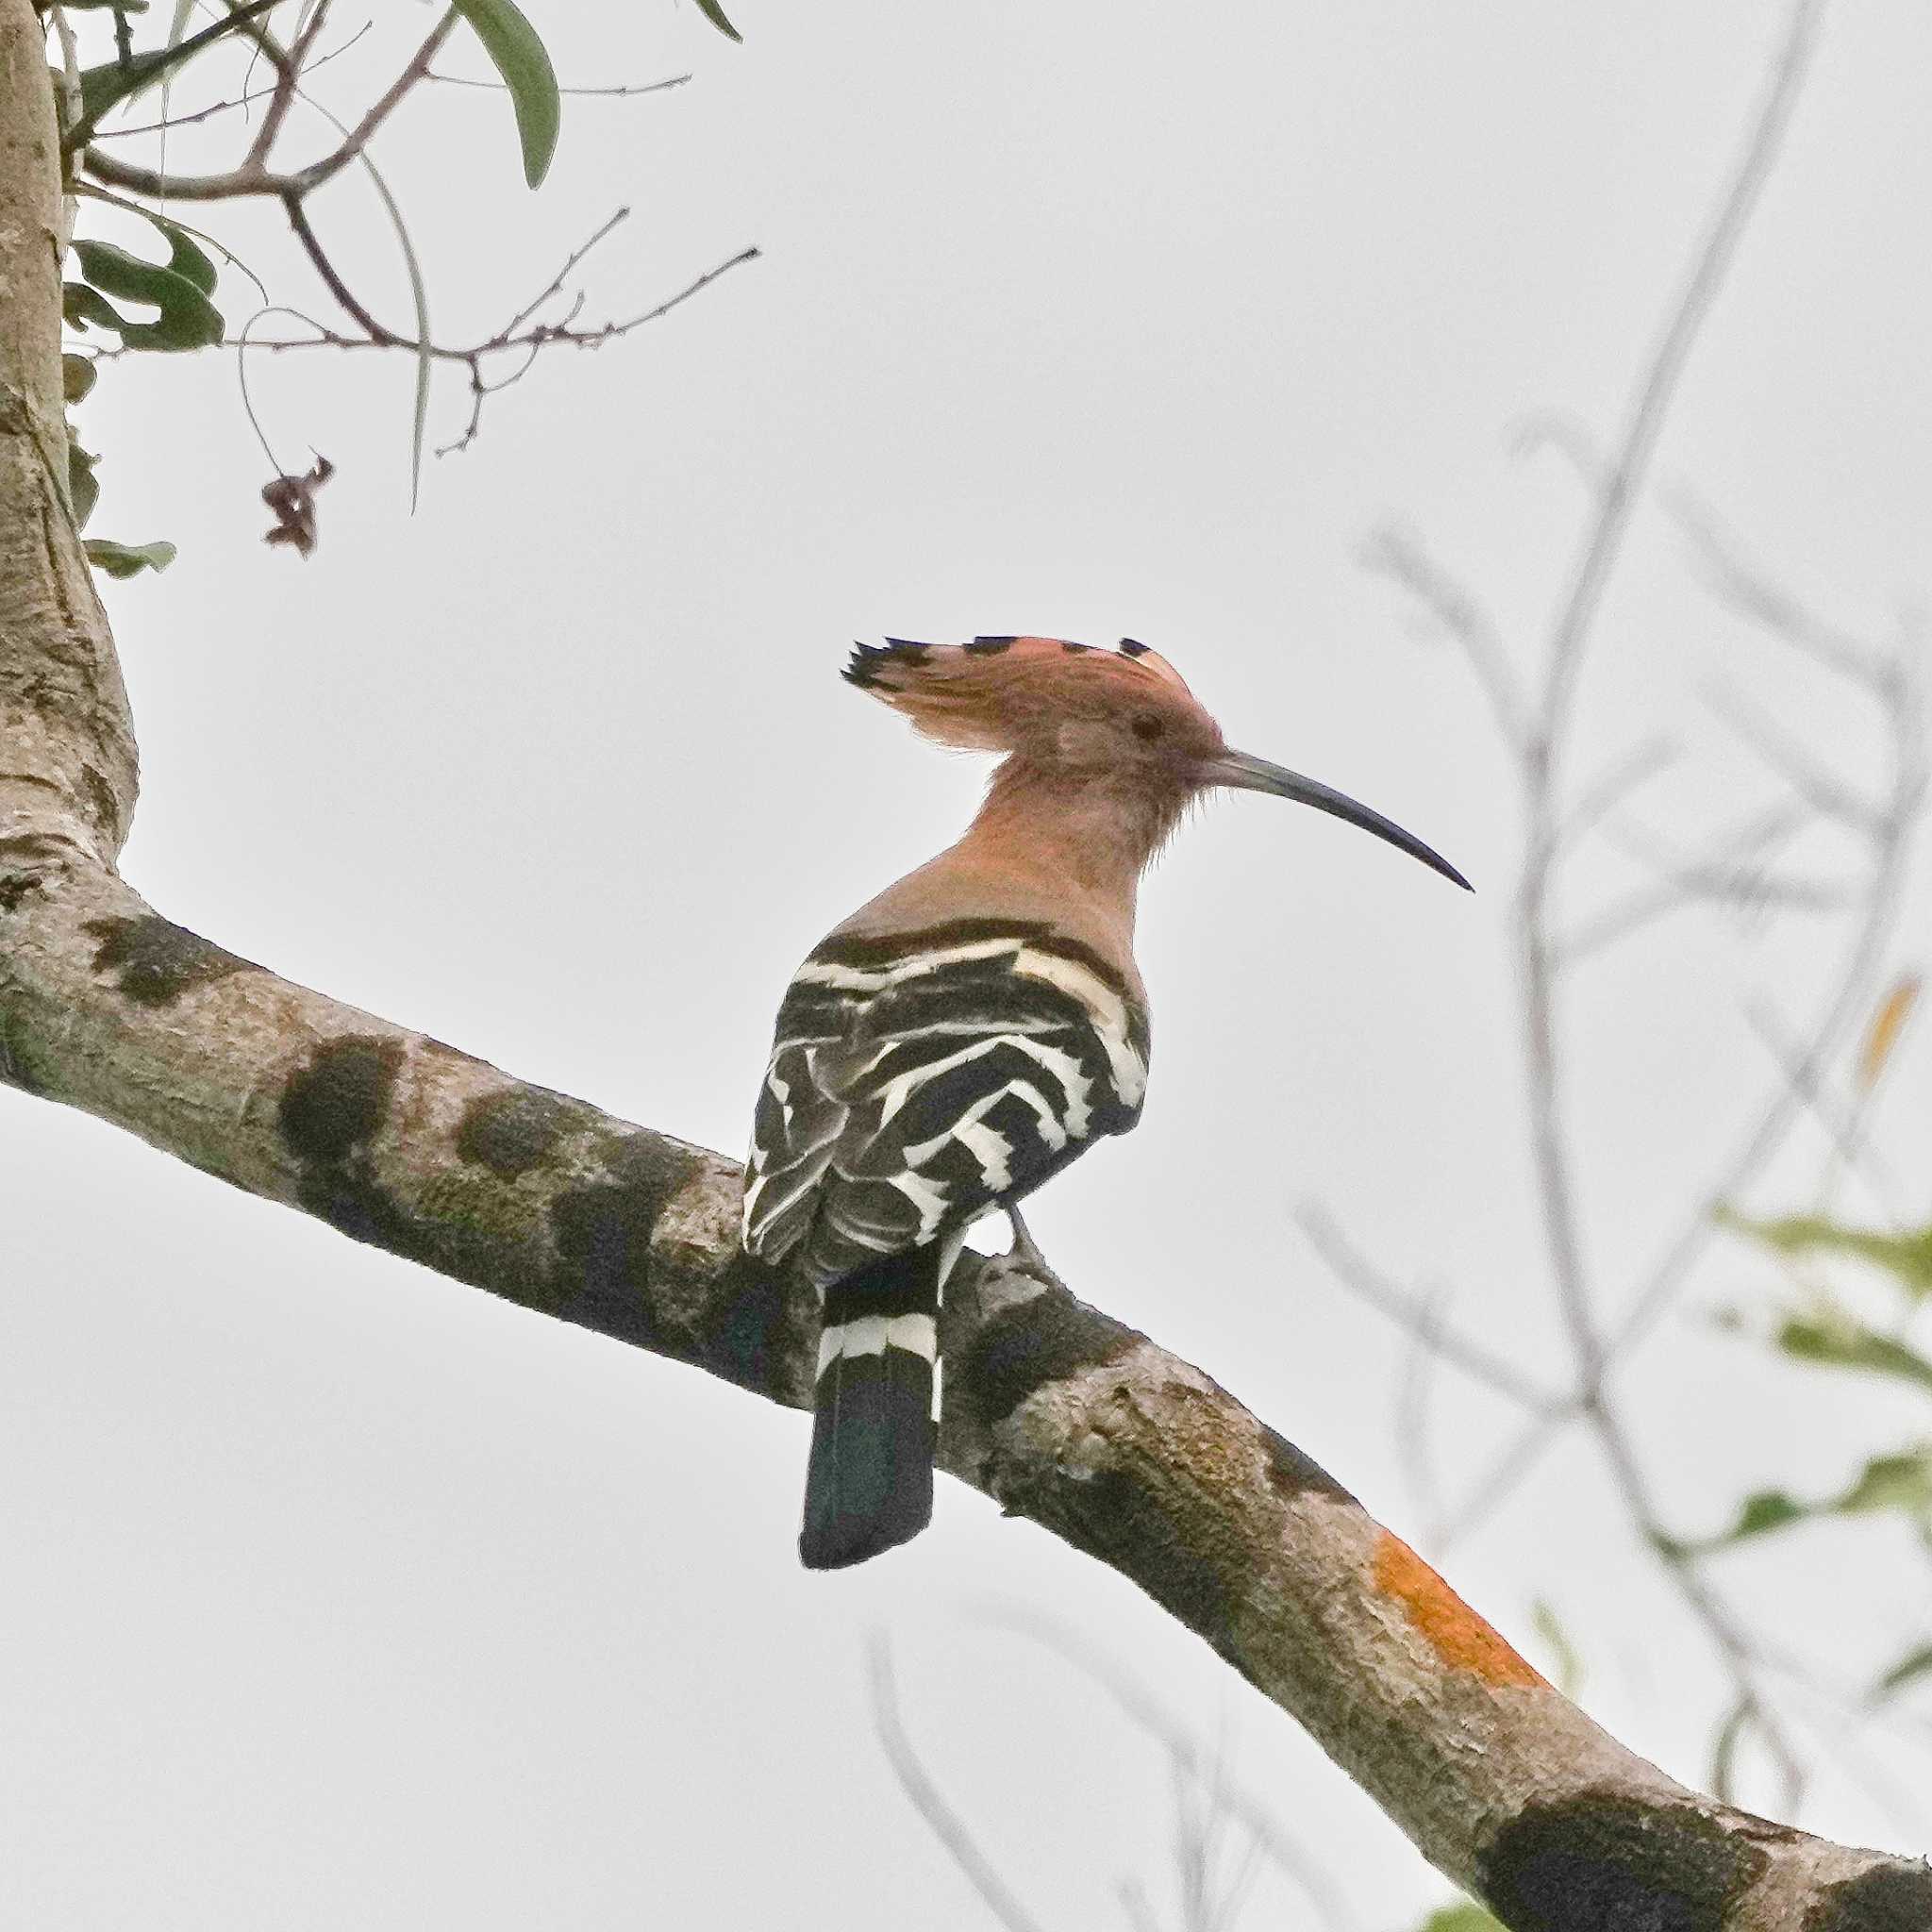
[{"left": 743, "top": 636, "right": 1469, "bottom": 1569}]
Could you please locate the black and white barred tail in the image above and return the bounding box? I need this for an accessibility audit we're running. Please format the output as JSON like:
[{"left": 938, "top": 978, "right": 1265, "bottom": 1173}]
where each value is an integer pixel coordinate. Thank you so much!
[{"left": 800, "top": 1238, "right": 960, "bottom": 1570}]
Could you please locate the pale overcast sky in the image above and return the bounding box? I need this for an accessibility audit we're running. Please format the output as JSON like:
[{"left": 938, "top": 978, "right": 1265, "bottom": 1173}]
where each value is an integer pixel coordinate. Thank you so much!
[{"left": 6, "top": 3, "right": 1929, "bottom": 1926}]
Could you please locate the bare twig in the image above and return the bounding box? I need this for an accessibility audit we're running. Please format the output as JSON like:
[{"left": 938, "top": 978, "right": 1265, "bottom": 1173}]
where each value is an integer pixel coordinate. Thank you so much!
[
  {"left": 1358, "top": 523, "right": 1527, "bottom": 747},
  {"left": 90, "top": 25, "right": 374, "bottom": 139},
  {"left": 1365, "top": 0, "right": 1904, "bottom": 1816},
  {"left": 1532, "top": 0, "right": 1825, "bottom": 756},
  {"left": 866, "top": 1636, "right": 1052, "bottom": 1932},
  {"left": 426, "top": 68, "right": 692, "bottom": 99},
  {"left": 1669, "top": 488, "right": 1886, "bottom": 689},
  {"left": 978, "top": 1608, "right": 1362, "bottom": 1932},
  {"left": 1299, "top": 1206, "right": 1562, "bottom": 1412},
  {"left": 249, "top": 230, "right": 760, "bottom": 457},
  {"left": 286, "top": 7, "right": 457, "bottom": 195},
  {"left": 246, "top": 0, "right": 331, "bottom": 166}
]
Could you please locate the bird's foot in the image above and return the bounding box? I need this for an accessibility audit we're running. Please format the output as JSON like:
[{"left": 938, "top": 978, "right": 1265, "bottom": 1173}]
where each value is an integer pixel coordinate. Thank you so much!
[{"left": 998, "top": 1203, "right": 1070, "bottom": 1294}]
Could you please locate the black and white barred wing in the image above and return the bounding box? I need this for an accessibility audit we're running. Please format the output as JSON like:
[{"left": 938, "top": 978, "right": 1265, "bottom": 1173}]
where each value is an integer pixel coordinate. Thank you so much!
[{"left": 742, "top": 930, "right": 1148, "bottom": 1289}]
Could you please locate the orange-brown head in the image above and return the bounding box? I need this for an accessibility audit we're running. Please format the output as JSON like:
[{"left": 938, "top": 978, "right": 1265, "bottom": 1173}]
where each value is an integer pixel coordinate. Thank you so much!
[{"left": 845, "top": 634, "right": 1471, "bottom": 891}]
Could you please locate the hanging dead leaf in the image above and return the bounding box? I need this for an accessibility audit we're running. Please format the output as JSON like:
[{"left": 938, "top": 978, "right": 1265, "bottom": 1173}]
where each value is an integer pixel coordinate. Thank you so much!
[{"left": 261, "top": 455, "right": 335, "bottom": 558}]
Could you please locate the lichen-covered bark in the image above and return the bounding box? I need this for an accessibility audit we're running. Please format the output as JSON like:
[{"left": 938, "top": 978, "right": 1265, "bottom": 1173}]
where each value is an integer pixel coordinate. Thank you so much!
[{"left": 1, "top": 6, "right": 1924, "bottom": 1924}]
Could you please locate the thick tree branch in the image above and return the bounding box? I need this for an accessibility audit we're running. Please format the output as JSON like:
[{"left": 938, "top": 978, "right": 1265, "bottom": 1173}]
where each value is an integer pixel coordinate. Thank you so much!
[{"left": 2, "top": 8, "right": 1926, "bottom": 1924}]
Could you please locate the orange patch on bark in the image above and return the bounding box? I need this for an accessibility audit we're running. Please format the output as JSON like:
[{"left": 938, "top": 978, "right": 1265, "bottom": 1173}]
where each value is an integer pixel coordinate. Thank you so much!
[{"left": 1371, "top": 1533, "right": 1544, "bottom": 1688}]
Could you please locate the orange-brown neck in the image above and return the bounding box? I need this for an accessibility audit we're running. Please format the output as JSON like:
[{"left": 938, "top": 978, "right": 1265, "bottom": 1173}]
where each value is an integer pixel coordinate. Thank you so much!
[{"left": 958, "top": 754, "right": 1196, "bottom": 903}]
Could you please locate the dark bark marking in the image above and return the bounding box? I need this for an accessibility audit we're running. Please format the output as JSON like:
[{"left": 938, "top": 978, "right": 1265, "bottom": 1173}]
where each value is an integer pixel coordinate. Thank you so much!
[
  {"left": 955, "top": 1289, "right": 1139, "bottom": 1429},
  {"left": 1805, "top": 1863, "right": 1932, "bottom": 1931},
  {"left": 1032, "top": 1461, "right": 1237, "bottom": 1650},
  {"left": 274, "top": 1036, "right": 413, "bottom": 1244},
  {"left": 0, "top": 1027, "right": 42, "bottom": 1094},
  {"left": 278, "top": 1037, "right": 403, "bottom": 1164},
  {"left": 697, "top": 1255, "right": 814, "bottom": 1406},
  {"left": 456, "top": 1085, "right": 592, "bottom": 1177},
  {"left": 0, "top": 831, "right": 66, "bottom": 911},
  {"left": 78, "top": 762, "right": 119, "bottom": 839},
  {"left": 547, "top": 1132, "right": 710, "bottom": 1350},
  {"left": 83, "top": 915, "right": 254, "bottom": 1008},
  {"left": 1258, "top": 1423, "right": 1355, "bottom": 1505},
  {"left": 965, "top": 635, "right": 1016, "bottom": 655},
  {"left": 1481, "top": 1791, "right": 1768, "bottom": 1931}
]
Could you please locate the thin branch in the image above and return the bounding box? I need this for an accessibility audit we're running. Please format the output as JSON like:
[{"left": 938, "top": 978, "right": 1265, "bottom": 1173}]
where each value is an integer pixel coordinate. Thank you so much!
[
  {"left": 426, "top": 68, "right": 692, "bottom": 99},
  {"left": 977, "top": 1609, "right": 1361, "bottom": 1932},
  {"left": 246, "top": 0, "right": 331, "bottom": 166},
  {"left": 1561, "top": 802, "right": 1849, "bottom": 961},
  {"left": 1299, "top": 1206, "right": 1562, "bottom": 1412},
  {"left": 1556, "top": 736, "right": 1680, "bottom": 851},
  {"left": 866, "top": 1637, "right": 1053, "bottom": 1932},
  {"left": 89, "top": 25, "right": 374, "bottom": 139},
  {"left": 250, "top": 230, "right": 760, "bottom": 456},
  {"left": 1359, "top": 522, "right": 1528, "bottom": 748},
  {"left": 1707, "top": 682, "right": 1881, "bottom": 829},
  {"left": 1669, "top": 487, "right": 1886, "bottom": 689},
  {"left": 1532, "top": 0, "right": 1825, "bottom": 756},
  {"left": 287, "top": 7, "right": 457, "bottom": 195},
  {"left": 1741, "top": 999, "right": 1907, "bottom": 1221},
  {"left": 281, "top": 187, "right": 395, "bottom": 341}
]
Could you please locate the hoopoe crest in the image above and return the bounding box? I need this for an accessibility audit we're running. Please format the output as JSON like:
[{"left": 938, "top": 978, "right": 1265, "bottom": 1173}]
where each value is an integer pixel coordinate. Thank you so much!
[{"left": 744, "top": 635, "right": 1469, "bottom": 1569}]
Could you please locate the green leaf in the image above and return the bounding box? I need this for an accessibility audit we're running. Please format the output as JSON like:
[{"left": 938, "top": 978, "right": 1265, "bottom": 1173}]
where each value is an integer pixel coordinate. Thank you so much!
[
  {"left": 70, "top": 238, "right": 224, "bottom": 351},
  {"left": 84, "top": 538, "right": 177, "bottom": 578},
  {"left": 1871, "top": 1641, "right": 1932, "bottom": 1704},
  {"left": 68, "top": 439, "right": 100, "bottom": 528},
  {"left": 1721, "top": 1208, "right": 1932, "bottom": 1300},
  {"left": 452, "top": 0, "right": 561, "bottom": 189},
  {"left": 1418, "top": 1907, "right": 1504, "bottom": 1932},
  {"left": 157, "top": 222, "right": 219, "bottom": 296},
  {"left": 64, "top": 280, "right": 132, "bottom": 333},
  {"left": 692, "top": 0, "right": 743, "bottom": 42},
  {"left": 1838, "top": 1446, "right": 1932, "bottom": 1519},
  {"left": 1724, "top": 1490, "right": 1809, "bottom": 1542},
  {"left": 62, "top": 354, "right": 99, "bottom": 404},
  {"left": 1695, "top": 1445, "right": 1932, "bottom": 1552},
  {"left": 1777, "top": 1315, "right": 1932, "bottom": 1396}
]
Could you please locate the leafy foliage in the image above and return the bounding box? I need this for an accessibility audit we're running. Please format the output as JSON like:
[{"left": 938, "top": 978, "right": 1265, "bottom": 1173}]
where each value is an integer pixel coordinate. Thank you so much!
[
  {"left": 452, "top": 0, "right": 561, "bottom": 189},
  {"left": 67, "top": 0, "right": 282, "bottom": 145},
  {"left": 1775, "top": 1313, "right": 1932, "bottom": 1395},
  {"left": 84, "top": 539, "right": 177, "bottom": 578},
  {"left": 1723, "top": 1208, "right": 1932, "bottom": 1300},
  {"left": 1685, "top": 1445, "right": 1932, "bottom": 1553},
  {"left": 693, "top": 0, "right": 744, "bottom": 43},
  {"left": 60, "top": 217, "right": 225, "bottom": 568},
  {"left": 1872, "top": 1641, "right": 1932, "bottom": 1705},
  {"left": 67, "top": 231, "right": 224, "bottom": 351}
]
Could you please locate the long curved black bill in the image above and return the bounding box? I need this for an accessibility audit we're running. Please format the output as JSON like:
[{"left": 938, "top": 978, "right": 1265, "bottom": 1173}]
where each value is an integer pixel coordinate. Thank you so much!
[{"left": 1201, "top": 750, "right": 1473, "bottom": 891}]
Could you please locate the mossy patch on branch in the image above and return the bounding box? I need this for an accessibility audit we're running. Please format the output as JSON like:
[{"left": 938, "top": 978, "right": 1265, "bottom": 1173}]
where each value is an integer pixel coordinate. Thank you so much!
[
  {"left": 1804, "top": 1863, "right": 1932, "bottom": 1932},
  {"left": 456, "top": 1084, "right": 595, "bottom": 1177},
  {"left": 83, "top": 914, "right": 255, "bottom": 1008},
  {"left": 278, "top": 1036, "right": 403, "bottom": 1163}
]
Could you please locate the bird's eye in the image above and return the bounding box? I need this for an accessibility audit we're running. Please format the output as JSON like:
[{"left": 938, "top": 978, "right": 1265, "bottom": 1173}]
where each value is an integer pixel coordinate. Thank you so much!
[{"left": 1131, "top": 712, "right": 1165, "bottom": 742}]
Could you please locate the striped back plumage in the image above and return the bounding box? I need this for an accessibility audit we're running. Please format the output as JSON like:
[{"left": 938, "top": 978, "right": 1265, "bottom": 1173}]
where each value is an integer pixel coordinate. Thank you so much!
[{"left": 744, "top": 917, "right": 1150, "bottom": 1568}]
